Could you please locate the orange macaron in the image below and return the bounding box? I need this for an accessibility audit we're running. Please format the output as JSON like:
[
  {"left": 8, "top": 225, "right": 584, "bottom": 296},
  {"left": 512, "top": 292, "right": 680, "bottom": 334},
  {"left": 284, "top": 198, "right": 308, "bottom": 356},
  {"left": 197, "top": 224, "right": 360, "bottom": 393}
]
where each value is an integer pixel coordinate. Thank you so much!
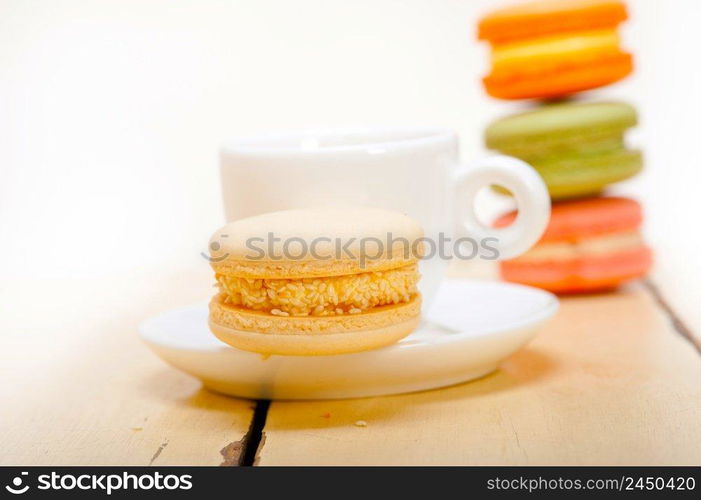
[
  {"left": 478, "top": 0, "right": 633, "bottom": 100},
  {"left": 495, "top": 197, "right": 652, "bottom": 293}
]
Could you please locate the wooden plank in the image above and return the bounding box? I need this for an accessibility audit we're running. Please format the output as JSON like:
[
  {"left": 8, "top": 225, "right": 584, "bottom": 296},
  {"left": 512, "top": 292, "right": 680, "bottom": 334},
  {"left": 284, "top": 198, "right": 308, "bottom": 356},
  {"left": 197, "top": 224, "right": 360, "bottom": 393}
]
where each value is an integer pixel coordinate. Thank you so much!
[
  {"left": 0, "top": 271, "right": 255, "bottom": 465},
  {"left": 257, "top": 264, "right": 701, "bottom": 465}
]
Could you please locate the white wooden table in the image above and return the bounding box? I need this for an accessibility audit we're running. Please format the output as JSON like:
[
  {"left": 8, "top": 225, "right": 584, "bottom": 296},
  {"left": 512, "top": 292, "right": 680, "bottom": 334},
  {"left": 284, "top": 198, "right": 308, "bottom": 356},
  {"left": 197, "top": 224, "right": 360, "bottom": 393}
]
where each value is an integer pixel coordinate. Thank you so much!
[{"left": 2, "top": 261, "right": 700, "bottom": 466}]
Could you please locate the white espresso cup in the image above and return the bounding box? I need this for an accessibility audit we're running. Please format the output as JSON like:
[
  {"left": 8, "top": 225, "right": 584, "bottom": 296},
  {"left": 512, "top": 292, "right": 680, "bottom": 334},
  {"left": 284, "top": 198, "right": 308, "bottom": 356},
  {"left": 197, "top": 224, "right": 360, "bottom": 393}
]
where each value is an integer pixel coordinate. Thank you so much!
[{"left": 220, "top": 127, "right": 550, "bottom": 309}]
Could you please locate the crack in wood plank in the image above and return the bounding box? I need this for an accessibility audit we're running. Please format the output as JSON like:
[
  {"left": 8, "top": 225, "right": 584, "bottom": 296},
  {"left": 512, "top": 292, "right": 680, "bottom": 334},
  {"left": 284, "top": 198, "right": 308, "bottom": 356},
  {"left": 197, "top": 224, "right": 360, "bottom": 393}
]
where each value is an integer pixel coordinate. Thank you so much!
[
  {"left": 241, "top": 400, "right": 270, "bottom": 466},
  {"left": 643, "top": 279, "right": 701, "bottom": 354},
  {"left": 252, "top": 432, "right": 266, "bottom": 466},
  {"left": 219, "top": 400, "right": 270, "bottom": 466}
]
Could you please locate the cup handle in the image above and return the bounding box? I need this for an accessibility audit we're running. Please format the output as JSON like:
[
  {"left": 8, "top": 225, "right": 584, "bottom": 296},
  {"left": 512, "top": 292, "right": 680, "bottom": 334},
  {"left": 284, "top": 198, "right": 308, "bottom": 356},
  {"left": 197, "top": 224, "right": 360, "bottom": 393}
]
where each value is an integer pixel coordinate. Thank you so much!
[{"left": 452, "top": 155, "right": 550, "bottom": 260}]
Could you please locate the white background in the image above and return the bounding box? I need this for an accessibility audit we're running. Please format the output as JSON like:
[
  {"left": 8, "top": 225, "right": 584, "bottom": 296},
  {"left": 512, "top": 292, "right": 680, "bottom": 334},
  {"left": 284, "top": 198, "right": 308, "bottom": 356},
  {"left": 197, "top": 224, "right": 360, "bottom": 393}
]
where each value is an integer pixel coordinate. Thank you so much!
[{"left": 0, "top": 0, "right": 699, "bottom": 320}]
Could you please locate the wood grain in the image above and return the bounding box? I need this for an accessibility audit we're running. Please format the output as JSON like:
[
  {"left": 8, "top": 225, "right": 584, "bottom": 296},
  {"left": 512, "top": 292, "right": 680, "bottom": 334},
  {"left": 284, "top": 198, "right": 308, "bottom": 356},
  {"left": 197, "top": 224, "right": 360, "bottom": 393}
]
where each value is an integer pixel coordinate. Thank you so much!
[
  {"left": 0, "top": 270, "right": 254, "bottom": 465},
  {"left": 257, "top": 263, "right": 701, "bottom": 465}
]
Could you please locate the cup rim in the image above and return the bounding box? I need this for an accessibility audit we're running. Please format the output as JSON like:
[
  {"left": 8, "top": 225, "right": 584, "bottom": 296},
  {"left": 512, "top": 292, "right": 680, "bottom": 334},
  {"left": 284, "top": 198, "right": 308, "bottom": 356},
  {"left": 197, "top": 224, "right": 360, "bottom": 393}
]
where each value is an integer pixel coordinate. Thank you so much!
[{"left": 220, "top": 126, "right": 456, "bottom": 155}]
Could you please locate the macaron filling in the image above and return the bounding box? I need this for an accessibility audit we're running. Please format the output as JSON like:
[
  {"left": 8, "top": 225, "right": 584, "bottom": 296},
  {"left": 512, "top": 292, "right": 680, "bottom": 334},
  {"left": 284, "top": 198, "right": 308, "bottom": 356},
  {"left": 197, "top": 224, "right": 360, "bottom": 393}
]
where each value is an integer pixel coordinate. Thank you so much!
[
  {"left": 490, "top": 29, "right": 623, "bottom": 72},
  {"left": 216, "top": 264, "right": 419, "bottom": 317},
  {"left": 512, "top": 230, "right": 644, "bottom": 262}
]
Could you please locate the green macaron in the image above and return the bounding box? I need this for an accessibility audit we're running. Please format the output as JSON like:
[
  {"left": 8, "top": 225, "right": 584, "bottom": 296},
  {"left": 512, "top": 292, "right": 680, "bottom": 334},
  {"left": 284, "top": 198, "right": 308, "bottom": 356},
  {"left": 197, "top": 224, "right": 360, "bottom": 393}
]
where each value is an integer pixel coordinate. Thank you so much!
[{"left": 485, "top": 101, "right": 642, "bottom": 199}]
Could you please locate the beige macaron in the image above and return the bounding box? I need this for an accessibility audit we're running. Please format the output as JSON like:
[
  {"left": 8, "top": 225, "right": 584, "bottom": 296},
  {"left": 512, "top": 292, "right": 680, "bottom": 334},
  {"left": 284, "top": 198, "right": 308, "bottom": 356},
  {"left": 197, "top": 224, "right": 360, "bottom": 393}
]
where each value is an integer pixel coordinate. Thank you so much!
[{"left": 207, "top": 206, "right": 424, "bottom": 356}]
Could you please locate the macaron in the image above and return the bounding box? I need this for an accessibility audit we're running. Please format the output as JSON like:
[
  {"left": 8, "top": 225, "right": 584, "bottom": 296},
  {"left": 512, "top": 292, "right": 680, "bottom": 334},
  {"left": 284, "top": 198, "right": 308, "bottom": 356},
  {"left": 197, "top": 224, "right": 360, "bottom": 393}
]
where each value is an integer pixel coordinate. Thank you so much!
[
  {"left": 485, "top": 101, "right": 642, "bottom": 199},
  {"left": 478, "top": 0, "right": 632, "bottom": 100},
  {"left": 207, "top": 206, "right": 423, "bottom": 356},
  {"left": 495, "top": 197, "right": 652, "bottom": 293}
]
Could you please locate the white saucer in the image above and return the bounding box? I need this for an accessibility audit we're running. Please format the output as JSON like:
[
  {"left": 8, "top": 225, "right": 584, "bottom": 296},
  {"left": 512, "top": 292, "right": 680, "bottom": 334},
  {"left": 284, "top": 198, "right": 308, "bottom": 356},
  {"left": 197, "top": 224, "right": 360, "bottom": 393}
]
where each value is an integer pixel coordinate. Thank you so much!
[{"left": 140, "top": 280, "right": 558, "bottom": 400}]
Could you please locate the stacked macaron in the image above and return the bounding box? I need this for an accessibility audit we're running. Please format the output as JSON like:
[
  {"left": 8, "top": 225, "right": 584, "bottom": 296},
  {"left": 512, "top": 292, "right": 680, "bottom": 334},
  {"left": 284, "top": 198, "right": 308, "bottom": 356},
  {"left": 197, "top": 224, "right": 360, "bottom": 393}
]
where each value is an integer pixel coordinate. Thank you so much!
[
  {"left": 485, "top": 101, "right": 642, "bottom": 200},
  {"left": 479, "top": 0, "right": 632, "bottom": 100},
  {"left": 494, "top": 197, "right": 652, "bottom": 293},
  {"left": 477, "top": 0, "right": 651, "bottom": 293}
]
